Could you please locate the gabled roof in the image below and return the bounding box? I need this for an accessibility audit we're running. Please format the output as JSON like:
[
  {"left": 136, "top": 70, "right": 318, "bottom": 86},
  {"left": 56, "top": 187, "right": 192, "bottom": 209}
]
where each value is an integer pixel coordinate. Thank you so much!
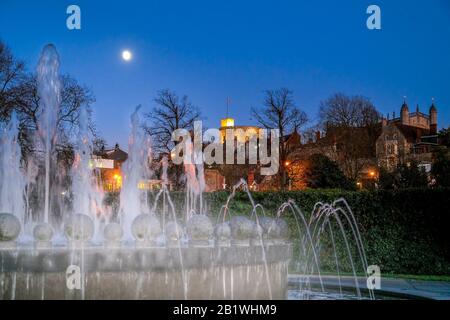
[
  {"left": 282, "top": 130, "right": 301, "bottom": 144},
  {"left": 96, "top": 144, "right": 128, "bottom": 162}
]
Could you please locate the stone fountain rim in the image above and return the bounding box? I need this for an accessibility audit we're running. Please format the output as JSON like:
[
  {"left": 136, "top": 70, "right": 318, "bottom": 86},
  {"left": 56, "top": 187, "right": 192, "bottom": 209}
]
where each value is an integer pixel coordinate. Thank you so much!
[{"left": 0, "top": 243, "right": 292, "bottom": 272}]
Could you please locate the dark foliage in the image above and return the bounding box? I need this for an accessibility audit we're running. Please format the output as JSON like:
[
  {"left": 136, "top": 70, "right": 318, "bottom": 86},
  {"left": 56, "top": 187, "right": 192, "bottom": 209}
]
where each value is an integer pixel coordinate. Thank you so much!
[
  {"left": 305, "top": 154, "right": 356, "bottom": 190},
  {"left": 431, "top": 148, "right": 450, "bottom": 188},
  {"left": 379, "top": 161, "right": 429, "bottom": 190}
]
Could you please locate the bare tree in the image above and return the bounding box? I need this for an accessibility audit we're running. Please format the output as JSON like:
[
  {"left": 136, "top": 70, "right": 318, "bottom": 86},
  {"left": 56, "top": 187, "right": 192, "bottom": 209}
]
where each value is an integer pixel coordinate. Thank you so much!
[
  {"left": 1, "top": 39, "right": 99, "bottom": 161},
  {"left": 251, "top": 88, "right": 308, "bottom": 189},
  {"left": 319, "top": 93, "right": 379, "bottom": 128},
  {"left": 319, "top": 93, "right": 381, "bottom": 180},
  {"left": 144, "top": 89, "right": 201, "bottom": 189},
  {"left": 145, "top": 89, "right": 201, "bottom": 153},
  {"left": 16, "top": 73, "right": 96, "bottom": 159},
  {"left": 92, "top": 137, "right": 107, "bottom": 154},
  {"left": 0, "top": 40, "right": 26, "bottom": 122}
]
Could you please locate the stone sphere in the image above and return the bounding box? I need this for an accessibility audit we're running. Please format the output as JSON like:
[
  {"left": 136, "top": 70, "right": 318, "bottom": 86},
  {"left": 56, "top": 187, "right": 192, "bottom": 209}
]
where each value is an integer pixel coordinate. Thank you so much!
[
  {"left": 64, "top": 214, "right": 95, "bottom": 242},
  {"left": 258, "top": 217, "right": 280, "bottom": 239},
  {"left": 165, "top": 221, "right": 183, "bottom": 241},
  {"left": 214, "top": 222, "right": 231, "bottom": 241},
  {"left": 103, "top": 223, "right": 123, "bottom": 242},
  {"left": 230, "top": 216, "right": 255, "bottom": 241},
  {"left": 186, "top": 215, "right": 213, "bottom": 242},
  {"left": 33, "top": 223, "right": 53, "bottom": 242},
  {"left": 131, "top": 214, "right": 161, "bottom": 241},
  {"left": 0, "top": 213, "right": 21, "bottom": 242}
]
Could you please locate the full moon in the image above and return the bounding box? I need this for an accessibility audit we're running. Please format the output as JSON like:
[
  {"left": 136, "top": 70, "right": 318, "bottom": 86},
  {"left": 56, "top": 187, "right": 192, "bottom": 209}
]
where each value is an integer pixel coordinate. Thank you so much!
[{"left": 122, "top": 50, "right": 132, "bottom": 61}]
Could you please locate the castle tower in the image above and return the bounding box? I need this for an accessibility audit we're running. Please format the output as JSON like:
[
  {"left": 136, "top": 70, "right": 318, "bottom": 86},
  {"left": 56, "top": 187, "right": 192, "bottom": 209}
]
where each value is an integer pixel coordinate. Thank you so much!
[
  {"left": 220, "top": 117, "right": 235, "bottom": 128},
  {"left": 220, "top": 96, "right": 235, "bottom": 128},
  {"left": 400, "top": 100, "right": 409, "bottom": 125},
  {"left": 429, "top": 100, "right": 438, "bottom": 134}
]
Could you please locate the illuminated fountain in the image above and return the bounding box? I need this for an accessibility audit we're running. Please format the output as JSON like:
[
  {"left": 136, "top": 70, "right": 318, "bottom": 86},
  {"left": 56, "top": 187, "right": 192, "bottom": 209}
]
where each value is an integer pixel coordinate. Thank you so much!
[
  {"left": 119, "top": 105, "right": 153, "bottom": 241},
  {"left": 0, "top": 115, "right": 25, "bottom": 247},
  {"left": 0, "top": 44, "right": 373, "bottom": 300}
]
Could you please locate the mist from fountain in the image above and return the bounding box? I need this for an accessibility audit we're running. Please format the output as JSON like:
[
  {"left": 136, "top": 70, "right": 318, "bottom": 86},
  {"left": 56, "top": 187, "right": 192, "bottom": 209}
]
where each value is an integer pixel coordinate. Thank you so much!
[
  {"left": 152, "top": 156, "right": 177, "bottom": 233},
  {"left": 23, "top": 157, "right": 38, "bottom": 232},
  {"left": 183, "top": 137, "right": 206, "bottom": 222},
  {"left": 119, "top": 105, "right": 153, "bottom": 240},
  {"left": 36, "top": 44, "right": 62, "bottom": 225},
  {"left": 0, "top": 115, "right": 25, "bottom": 227},
  {"left": 70, "top": 105, "right": 105, "bottom": 241}
]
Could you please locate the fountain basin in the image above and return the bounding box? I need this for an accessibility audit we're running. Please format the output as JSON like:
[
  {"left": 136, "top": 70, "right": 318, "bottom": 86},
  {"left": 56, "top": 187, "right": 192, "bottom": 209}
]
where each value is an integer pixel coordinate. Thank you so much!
[{"left": 0, "top": 243, "right": 291, "bottom": 300}]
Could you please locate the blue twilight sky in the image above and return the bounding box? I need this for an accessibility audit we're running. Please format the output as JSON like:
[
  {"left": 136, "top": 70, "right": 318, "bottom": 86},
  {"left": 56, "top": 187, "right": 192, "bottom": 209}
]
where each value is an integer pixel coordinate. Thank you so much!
[{"left": 1, "top": 0, "right": 449, "bottom": 149}]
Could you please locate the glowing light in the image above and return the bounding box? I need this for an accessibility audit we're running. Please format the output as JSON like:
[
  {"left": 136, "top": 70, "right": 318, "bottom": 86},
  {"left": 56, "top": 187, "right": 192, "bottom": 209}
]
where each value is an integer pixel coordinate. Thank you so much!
[
  {"left": 112, "top": 173, "right": 122, "bottom": 189},
  {"left": 285, "top": 161, "right": 291, "bottom": 167},
  {"left": 221, "top": 118, "right": 235, "bottom": 128},
  {"left": 369, "top": 171, "right": 376, "bottom": 177},
  {"left": 122, "top": 50, "right": 132, "bottom": 61},
  {"left": 137, "top": 182, "right": 147, "bottom": 190}
]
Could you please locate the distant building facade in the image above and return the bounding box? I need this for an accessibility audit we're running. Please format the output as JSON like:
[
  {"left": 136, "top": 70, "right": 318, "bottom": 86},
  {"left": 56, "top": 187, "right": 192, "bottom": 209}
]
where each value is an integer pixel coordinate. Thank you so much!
[
  {"left": 93, "top": 143, "right": 128, "bottom": 192},
  {"left": 93, "top": 100, "right": 442, "bottom": 193},
  {"left": 376, "top": 102, "right": 439, "bottom": 172},
  {"left": 213, "top": 116, "right": 302, "bottom": 191},
  {"left": 283, "top": 100, "right": 441, "bottom": 189}
]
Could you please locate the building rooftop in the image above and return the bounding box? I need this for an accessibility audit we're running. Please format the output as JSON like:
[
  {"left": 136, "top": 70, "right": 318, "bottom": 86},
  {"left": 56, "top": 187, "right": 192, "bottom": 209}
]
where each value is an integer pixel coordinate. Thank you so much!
[{"left": 96, "top": 143, "right": 128, "bottom": 162}]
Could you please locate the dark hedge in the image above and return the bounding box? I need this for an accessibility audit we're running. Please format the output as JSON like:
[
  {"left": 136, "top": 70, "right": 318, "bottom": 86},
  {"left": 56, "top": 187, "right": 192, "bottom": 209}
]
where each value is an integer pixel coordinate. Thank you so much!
[
  {"left": 107, "top": 188, "right": 450, "bottom": 275},
  {"left": 206, "top": 189, "right": 450, "bottom": 275},
  {"left": 209, "top": 189, "right": 450, "bottom": 275}
]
